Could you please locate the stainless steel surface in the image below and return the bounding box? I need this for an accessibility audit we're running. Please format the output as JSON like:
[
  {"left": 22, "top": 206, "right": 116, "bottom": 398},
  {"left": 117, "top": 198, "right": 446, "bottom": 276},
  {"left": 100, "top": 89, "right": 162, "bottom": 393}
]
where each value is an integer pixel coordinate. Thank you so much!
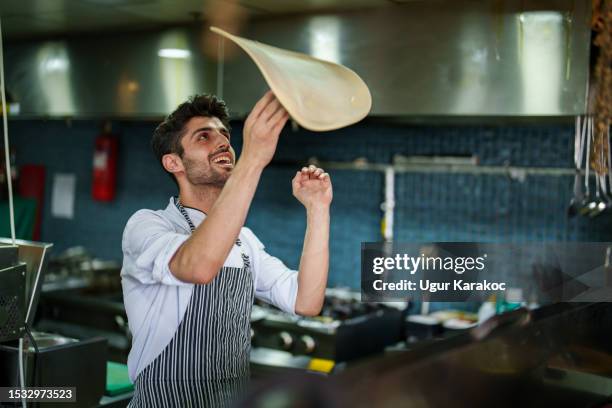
[
  {"left": 42, "top": 277, "right": 90, "bottom": 292},
  {"left": 223, "top": 1, "right": 591, "bottom": 117},
  {"left": 329, "top": 303, "right": 612, "bottom": 408},
  {"left": 309, "top": 158, "right": 583, "bottom": 177},
  {"left": 3, "top": 0, "right": 591, "bottom": 118},
  {"left": 28, "top": 331, "right": 77, "bottom": 351},
  {"left": 0, "top": 0, "right": 214, "bottom": 39},
  {"left": 5, "top": 26, "right": 216, "bottom": 118},
  {"left": 0, "top": 238, "right": 53, "bottom": 325},
  {"left": 250, "top": 347, "right": 313, "bottom": 370},
  {"left": 98, "top": 392, "right": 134, "bottom": 408},
  {"left": 37, "top": 288, "right": 129, "bottom": 361},
  {"left": 250, "top": 304, "right": 268, "bottom": 322},
  {"left": 0, "top": 0, "right": 383, "bottom": 39},
  {"left": 0, "top": 244, "right": 18, "bottom": 268}
]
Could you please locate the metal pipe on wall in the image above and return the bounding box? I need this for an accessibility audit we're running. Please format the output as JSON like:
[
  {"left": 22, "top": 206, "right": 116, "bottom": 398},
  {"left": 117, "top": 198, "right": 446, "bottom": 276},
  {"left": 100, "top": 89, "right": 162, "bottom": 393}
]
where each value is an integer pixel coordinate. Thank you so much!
[{"left": 382, "top": 167, "right": 395, "bottom": 243}]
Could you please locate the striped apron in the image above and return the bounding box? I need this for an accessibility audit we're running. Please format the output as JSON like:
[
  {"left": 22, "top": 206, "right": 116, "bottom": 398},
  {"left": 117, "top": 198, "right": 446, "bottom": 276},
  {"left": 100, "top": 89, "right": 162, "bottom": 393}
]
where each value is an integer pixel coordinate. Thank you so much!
[{"left": 129, "top": 200, "right": 254, "bottom": 407}]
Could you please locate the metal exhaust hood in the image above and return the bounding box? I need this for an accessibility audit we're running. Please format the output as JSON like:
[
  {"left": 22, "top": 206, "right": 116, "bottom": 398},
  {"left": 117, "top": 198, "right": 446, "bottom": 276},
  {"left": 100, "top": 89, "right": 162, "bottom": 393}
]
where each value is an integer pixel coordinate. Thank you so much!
[{"left": 3, "top": 1, "right": 591, "bottom": 119}]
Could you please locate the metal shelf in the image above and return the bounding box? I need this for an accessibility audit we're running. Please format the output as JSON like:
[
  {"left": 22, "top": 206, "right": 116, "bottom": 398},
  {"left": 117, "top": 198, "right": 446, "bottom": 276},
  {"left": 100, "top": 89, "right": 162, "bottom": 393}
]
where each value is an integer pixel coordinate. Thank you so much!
[{"left": 305, "top": 159, "right": 578, "bottom": 178}]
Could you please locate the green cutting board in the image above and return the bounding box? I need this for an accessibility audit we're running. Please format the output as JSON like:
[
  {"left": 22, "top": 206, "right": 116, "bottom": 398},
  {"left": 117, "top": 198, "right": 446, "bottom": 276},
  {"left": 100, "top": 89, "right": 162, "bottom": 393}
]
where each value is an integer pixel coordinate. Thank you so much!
[{"left": 106, "top": 361, "right": 134, "bottom": 396}]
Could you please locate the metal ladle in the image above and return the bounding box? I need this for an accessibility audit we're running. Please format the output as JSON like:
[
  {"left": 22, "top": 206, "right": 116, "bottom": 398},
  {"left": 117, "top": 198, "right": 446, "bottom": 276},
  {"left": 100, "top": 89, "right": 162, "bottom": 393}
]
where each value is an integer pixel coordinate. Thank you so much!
[
  {"left": 606, "top": 120, "right": 612, "bottom": 206},
  {"left": 599, "top": 173, "right": 611, "bottom": 208},
  {"left": 597, "top": 127, "right": 612, "bottom": 209},
  {"left": 579, "top": 116, "right": 593, "bottom": 215},
  {"left": 588, "top": 175, "right": 606, "bottom": 217},
  {"left": 568, "top": 116, "right": 585, "bottom": 217},
  {"left": 595, "top": 119, "right": 610, "bottom": 209},
  {"left": 567, "top": 116, "right": 586, "bottom": 217},
  {"left": 587, "top": 118, "right": 608, "bottom": 217}
]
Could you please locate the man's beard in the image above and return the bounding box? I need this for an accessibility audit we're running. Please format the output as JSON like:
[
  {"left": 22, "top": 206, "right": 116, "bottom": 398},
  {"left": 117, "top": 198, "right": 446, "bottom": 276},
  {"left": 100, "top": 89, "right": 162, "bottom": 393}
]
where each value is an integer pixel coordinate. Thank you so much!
[{"left": 182, "top": 156, "right": 229, "bottom": 188}]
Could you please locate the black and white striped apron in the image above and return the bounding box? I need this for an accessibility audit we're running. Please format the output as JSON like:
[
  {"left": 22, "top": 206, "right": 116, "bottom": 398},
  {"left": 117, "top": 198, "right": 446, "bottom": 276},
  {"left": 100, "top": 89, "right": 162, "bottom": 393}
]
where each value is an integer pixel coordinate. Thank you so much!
[{"left": 129, "top": 199, "right": 254, "bottom": 408}]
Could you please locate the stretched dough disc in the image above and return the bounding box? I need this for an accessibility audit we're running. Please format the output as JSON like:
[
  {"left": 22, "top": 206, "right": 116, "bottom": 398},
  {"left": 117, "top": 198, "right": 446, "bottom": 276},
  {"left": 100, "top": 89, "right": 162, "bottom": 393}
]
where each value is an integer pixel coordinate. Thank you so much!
[{"left": 210, "top": 26, "right": 372, "bottom": 132}]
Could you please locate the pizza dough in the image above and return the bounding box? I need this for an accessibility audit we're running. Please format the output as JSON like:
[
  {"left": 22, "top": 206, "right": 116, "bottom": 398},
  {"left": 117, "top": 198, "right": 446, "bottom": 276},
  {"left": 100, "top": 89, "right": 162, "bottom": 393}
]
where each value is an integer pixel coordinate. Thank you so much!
[{"left": 210, "top": 26, "right": 372, "bottom": 132}]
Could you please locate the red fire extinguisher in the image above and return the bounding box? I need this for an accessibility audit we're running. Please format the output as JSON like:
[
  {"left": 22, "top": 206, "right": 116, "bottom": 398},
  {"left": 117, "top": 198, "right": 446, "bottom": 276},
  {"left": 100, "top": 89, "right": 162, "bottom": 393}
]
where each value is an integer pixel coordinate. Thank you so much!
[{"left": 92, "top": 122, "right": 118, "bottom": 201}]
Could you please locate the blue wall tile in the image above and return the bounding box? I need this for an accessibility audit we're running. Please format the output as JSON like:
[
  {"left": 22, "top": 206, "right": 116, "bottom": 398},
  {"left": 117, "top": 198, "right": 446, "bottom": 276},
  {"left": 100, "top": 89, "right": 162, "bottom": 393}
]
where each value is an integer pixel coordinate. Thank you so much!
[{"left": 6, "top": 118, "right": 612, "bottom": 289}]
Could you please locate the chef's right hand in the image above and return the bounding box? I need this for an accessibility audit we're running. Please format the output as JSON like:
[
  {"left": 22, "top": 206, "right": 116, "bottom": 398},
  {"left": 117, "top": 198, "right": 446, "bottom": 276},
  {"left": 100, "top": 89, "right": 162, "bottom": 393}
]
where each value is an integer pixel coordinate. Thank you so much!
[{"left": 241, "top": 91, "right": 289, "bottom": 169}]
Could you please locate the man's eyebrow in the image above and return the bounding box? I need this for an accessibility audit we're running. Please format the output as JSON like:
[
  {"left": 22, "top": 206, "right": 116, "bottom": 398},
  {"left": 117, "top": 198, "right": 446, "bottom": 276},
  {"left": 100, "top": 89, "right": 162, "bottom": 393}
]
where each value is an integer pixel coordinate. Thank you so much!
[{"left": 191, "top": 126, "right": 230, "bottom": 137}]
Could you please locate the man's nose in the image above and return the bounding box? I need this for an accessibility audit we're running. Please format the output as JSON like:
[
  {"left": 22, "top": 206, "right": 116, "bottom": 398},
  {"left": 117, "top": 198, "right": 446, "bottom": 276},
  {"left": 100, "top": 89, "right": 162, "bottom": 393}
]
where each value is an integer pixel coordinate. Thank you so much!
[{"left": 211, "top": 130, "right": 230, "bottom": 149}]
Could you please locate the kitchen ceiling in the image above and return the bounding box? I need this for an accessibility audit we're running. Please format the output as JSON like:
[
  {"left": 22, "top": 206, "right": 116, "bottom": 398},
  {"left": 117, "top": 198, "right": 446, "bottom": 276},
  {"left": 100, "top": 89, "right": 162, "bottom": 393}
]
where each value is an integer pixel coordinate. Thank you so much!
[{"left": 0, "top": 0, "right": 390, "bottom": 39}]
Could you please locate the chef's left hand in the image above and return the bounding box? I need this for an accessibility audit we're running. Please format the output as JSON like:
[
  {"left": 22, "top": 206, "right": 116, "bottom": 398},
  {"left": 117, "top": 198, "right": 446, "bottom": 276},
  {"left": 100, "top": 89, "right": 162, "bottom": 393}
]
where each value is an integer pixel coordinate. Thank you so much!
[{"left": 292, "top": 165, "right": 333, "bottom": 210}]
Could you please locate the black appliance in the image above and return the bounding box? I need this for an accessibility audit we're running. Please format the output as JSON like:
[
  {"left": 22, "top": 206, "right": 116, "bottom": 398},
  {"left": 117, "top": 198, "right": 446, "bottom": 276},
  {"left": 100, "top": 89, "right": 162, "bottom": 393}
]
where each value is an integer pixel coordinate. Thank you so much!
[
  {"left": 0, "top": 332, "right": 107, "bottom": 408},
  {"left": 0, "top": 245, "right": 26, "bottom": 342},
  {"left": 0, "top": 239, "right": 53, "bottom": 342},
  {"left": 250, "top": 289, "right": 404, "bottom": 376}
]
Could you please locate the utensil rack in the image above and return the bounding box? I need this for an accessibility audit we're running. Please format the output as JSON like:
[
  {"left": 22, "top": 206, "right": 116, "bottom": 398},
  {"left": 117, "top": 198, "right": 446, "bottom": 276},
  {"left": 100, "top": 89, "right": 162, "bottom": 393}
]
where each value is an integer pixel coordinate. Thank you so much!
[{"left": 305, "top": 157, "right": 581, "bottom": 179}]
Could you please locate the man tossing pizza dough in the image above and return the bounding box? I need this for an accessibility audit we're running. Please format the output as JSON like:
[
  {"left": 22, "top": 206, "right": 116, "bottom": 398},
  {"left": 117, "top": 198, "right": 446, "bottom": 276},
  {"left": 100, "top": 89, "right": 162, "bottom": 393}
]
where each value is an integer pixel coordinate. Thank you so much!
[{"left": 121, "top": 91, "right": 332, "bottom": 407}]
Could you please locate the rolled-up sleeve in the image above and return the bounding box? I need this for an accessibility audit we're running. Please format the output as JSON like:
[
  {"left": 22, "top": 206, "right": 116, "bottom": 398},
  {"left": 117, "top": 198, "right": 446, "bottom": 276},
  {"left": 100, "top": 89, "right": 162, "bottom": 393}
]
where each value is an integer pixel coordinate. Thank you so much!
[
  {"left": 244, "top": 229, "right": 298, "bottom": 315},
  {"left": 122, "top": 210, "right": 191, "bottom": 286}
]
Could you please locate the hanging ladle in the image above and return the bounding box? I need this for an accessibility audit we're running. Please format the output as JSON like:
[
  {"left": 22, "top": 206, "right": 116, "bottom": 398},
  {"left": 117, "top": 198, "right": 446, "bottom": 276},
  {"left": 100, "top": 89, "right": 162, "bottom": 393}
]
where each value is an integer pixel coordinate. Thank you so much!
[
  {"left": 579, "top": 116, "right": 593, "bottom": 215},
  {"left": 568, "top": 116, "right": 586, "bottom": 217},
  {"left": 586, "top": 118, "right": 607, "bottom": 217}
]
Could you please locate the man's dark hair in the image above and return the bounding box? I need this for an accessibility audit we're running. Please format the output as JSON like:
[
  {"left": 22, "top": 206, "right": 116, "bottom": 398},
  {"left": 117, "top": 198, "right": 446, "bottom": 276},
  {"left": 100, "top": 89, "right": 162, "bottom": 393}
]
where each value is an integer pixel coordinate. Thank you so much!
[{"left": 151, "top": 94, "right": 231, "bottom": 183}]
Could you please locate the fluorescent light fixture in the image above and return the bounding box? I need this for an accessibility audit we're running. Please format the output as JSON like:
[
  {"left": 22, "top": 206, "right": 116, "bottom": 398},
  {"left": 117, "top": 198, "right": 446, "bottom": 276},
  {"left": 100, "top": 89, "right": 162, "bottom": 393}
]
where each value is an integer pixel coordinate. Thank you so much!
[
  {"left": 36, "top": 42, "right": 75, "bottom": 114},
  {"left": 519, "top": 11, "right": 564, "bottom": 24},
  {"left": 309, "top": 17, "right": 341, "bottom": 63},
  {"left": 158, "top": 31, "right": 196, "bottom": 111},
  {"left": 520, "top": 11, "right": 564, "bottom": 113},
  {"left": 43, "top": 56, "right": 69, "bottom": 72},
  {"left": 158, "top": 48, "right": 191, "bottom": 59}
]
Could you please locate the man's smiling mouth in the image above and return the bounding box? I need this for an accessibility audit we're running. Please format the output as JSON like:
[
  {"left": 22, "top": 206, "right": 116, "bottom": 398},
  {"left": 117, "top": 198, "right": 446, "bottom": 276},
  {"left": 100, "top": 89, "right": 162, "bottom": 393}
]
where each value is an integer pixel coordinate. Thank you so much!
[{"left": 211, "top": 152, "right": 233, "bottom": 168}]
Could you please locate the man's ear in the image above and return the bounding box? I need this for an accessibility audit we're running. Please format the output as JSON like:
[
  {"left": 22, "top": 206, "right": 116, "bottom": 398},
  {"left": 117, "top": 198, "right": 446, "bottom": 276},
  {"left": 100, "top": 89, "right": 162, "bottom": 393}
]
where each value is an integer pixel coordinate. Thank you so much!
[{"left": 162, "top": 153, "right": 183, "bottom": 175}]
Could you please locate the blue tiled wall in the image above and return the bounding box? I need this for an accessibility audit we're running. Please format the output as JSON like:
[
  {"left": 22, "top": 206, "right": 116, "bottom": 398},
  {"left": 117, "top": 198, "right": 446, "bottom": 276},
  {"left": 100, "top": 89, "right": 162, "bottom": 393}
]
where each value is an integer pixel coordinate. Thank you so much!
[{"left": 7, "top": 119, "right": 612, "bottom": 288}]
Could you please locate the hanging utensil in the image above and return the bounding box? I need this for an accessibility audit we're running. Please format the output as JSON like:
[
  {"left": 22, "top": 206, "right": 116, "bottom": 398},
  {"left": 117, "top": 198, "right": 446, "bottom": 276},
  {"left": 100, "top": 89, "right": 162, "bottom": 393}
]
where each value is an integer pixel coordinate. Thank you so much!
[
  {"left": 599, "top": 174, "right": 611, "bottom": 208},
  {"left": 589, "top": 175, "right": 606, "bottom": 217},
  {"left": 597, "top": 125, "right": 611, "bottom": 208},
  {"left": 606, "top": 120, "right": 612, "bottom": 205},
  {"left": 586, "top": 115, "right": 609, "bottom": 217},
  {"left": 568, "top": 116, "right": 585, "bottom": 217},
  {"left": 579, "top": 116, "right": 593, "bottom": 215}
]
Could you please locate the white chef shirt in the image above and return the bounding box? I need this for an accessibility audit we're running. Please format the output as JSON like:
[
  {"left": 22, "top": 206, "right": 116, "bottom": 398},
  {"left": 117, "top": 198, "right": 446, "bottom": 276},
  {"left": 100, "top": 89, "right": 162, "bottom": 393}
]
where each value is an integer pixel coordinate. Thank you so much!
[{"left": 121, "top": 197, "right": 299, "bottom": 381}]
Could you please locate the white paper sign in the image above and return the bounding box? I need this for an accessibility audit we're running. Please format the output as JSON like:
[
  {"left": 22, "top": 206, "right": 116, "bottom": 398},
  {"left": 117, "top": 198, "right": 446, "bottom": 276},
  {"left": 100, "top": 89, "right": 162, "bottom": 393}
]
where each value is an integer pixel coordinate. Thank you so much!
[{"left": 51, "top": 173, "right": 76, "bottom": 219}]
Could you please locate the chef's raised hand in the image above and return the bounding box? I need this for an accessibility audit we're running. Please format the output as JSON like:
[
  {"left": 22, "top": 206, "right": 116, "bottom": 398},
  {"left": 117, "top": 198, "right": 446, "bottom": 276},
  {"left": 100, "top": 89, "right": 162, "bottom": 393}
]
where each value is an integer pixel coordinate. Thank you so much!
[
  {"left": 292, "top": 165, "right": 333, "bottom": 210},
  {"left": 241, "top": 90, "right": 289, "bottom": 169}
]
